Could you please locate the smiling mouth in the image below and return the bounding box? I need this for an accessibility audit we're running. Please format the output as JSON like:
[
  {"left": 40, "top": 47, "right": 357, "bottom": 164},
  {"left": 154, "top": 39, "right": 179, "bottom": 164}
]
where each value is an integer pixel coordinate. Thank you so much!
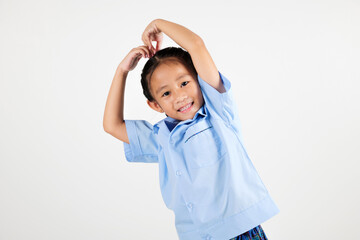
[{"left": 178, "top": 102, "right": 194, "bottom": 112}]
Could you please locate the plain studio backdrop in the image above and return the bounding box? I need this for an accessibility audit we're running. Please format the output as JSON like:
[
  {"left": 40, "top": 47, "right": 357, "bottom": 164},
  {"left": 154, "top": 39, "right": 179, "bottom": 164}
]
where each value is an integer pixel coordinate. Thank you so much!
[{"left": 1, "top": 0, "right": 359, "bottom": 239}]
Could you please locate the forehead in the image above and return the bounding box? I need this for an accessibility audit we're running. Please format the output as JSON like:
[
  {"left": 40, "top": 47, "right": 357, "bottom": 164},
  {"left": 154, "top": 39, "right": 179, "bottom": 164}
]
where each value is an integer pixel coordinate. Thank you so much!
[{"left": 150, "top": 59, "right": 194, "bottom": 88}]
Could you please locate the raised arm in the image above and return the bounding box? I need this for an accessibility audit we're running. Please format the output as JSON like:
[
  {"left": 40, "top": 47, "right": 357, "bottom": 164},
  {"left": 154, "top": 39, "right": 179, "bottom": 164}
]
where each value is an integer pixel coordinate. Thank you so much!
[
  {"left": 103, "top": 46, "right": 152, "bottom": 143},
  {"left": 103, "top": 66, "right": 129, "bottom": 143},
  {"left": 142, "top": 19, "right": 226, "bottom": 93}
]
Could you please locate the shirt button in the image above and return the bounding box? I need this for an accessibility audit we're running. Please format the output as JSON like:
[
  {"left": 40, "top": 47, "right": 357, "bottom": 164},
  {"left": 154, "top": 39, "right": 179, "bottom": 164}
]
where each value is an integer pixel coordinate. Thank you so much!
[
  {"left": 187, "top": 202, "right": 193, "bottom": 209},
  {"left": 176, "top": 170, "right": 182, "bottom": 176},
  {"left": 206, "top": 236, "right": 212, "bottom": 240}
]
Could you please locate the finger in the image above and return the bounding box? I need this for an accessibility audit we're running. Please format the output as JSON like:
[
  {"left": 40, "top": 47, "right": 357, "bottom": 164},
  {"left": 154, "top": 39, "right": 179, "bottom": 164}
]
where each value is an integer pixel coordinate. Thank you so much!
[
  {"left": 133, "top": 54, "right": 141, "bottom": 63},
  {"left": 136, "top": 49, "right": 144, "bottom": 58},
  {"left": 138, "top": 46, "right": 152, "bottom": 58},
  {"left": 146, "top": 41, "right": 155, "bottom": 55},
  {"left": 148, "top": 32, "right": 157, "bottom": 52},
  {"left": 156, "top": 40, "right": 162, "bottom": 52},
  {"left": 134, "top": 49, "right": 145, "bottom": 59},
  {"left": 148, "top": 47, "right": 154, "bottom": 57},
  {"left": 149, "top": 35, "right": 157, "bottom": 53},
  {"left": 142, "top": 31, "right": 153, "bottom": 52},
  {"left": 140, "top": 44, "right": 154, "bottom": 58},
  {"left": 152, "top": 33, "right": 162, "bottom": 53},
  {"left": 139, "top": 45, "right": 152, "bottom": 58}
]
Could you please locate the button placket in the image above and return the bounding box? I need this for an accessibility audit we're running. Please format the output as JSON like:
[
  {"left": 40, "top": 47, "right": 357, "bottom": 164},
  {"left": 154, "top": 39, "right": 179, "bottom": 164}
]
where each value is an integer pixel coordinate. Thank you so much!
[
  {"left": 202, "top": 235, "right": 212, "bottom": 240},
  {"left": 186, "top": 202, "right": 193, "bottom": 211}
]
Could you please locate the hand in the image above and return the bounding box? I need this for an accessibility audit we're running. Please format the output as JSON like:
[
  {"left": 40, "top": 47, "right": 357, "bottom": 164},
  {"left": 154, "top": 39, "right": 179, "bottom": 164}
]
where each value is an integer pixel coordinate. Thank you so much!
[
  {"left": 142, "top": 19, "right": 163, "bottom": 56},
  {"left": 118, "top": 45, "right": 152, "bottom": 73}
]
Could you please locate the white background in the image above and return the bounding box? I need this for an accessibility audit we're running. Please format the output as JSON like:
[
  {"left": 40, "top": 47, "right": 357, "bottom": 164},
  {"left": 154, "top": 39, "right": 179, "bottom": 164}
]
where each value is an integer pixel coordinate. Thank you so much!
[{"left": 1, "top": 0, "right": 359, "bottom": 239}]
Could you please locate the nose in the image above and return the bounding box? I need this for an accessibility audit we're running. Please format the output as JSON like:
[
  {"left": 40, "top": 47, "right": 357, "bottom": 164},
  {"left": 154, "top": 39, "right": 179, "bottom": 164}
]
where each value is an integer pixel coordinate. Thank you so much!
[{"left": 174, "top": 88, "right": 187, "bottom": 102}]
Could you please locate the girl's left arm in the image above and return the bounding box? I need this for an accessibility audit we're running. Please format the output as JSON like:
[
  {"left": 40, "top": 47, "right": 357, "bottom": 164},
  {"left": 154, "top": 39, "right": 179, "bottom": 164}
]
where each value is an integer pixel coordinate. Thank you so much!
[{"left": 142, "top": 19, "right": 226, "bottom": 93}]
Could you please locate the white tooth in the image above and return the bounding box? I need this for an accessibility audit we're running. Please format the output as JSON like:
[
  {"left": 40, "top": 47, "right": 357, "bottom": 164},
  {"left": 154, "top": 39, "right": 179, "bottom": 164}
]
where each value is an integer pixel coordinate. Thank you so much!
[{"left": 180, "top": 103, "right": 191, "bottom": 111}]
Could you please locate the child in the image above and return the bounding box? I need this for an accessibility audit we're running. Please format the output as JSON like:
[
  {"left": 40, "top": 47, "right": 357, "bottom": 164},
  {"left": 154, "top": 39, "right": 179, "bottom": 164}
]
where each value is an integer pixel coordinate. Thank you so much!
[{"left": 103, "top": 19, "right": 280, "bottom": 240}]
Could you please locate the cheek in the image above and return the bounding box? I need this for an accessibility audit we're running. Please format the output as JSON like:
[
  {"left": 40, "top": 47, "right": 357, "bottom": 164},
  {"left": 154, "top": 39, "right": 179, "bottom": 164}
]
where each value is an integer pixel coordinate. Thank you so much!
[
  {"left": 195, "top": 87, "right": 204, "bottom": 103},
  {"left": 194, "top": 85, "right": 202, "bottom": 96},
  {"left": 161, "top": 98, "right": 173, "bottom": 107}
]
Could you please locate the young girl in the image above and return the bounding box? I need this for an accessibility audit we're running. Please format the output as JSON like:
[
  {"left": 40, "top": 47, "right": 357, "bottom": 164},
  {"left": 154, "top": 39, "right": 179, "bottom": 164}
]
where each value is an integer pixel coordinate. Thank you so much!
[{"left": 103, "top": 19, "right": 279, "bottom": 240}]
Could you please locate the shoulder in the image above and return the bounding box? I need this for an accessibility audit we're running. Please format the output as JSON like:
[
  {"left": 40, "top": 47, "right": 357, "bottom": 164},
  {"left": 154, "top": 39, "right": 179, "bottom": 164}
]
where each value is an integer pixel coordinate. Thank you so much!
[
  {"left": 153, "top": 118, "right": 167, "bottom": 135},
  {"left": 197, "top": 71, "right": 232, "bottom": 95}
]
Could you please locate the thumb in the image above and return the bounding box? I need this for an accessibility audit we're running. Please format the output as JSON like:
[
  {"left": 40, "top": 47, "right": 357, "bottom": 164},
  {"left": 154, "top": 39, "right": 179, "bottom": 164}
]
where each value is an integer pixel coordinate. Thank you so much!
[{"left": 156, "top": 40, "right": 162, "bottom": 52}]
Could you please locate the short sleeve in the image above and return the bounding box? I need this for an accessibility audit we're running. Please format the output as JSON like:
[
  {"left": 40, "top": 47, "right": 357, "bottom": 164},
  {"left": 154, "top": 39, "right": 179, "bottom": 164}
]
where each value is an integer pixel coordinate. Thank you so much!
[
  {"left": 122, "top": 120, "right": 159, "bottom": 163},
  {"left": 197, "top": 71, "right": 238, "bottom": 125}
]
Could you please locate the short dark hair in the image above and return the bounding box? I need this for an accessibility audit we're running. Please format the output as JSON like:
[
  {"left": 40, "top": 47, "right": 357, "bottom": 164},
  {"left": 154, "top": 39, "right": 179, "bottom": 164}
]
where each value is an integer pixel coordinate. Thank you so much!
[{"left": 140, "top": 47, "right": 197, "bottom": 102}]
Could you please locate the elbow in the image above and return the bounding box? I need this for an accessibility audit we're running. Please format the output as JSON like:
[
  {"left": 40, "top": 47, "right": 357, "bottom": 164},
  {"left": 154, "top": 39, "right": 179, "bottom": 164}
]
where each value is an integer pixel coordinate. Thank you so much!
[
  {"left": 194, "top": 35, "right": 204, "bottom": 46},
  {"left": 103, "top": 120, "right": 125, "bottom": 134},
  {"left": 103, "top": 121, "right": 114, "bottom": 134},
  {"left": 189, "top": 36, "right": 205, "bottom": 52},
  {"left": 103, "top": 123, "right": 111, "bottom": 134}
]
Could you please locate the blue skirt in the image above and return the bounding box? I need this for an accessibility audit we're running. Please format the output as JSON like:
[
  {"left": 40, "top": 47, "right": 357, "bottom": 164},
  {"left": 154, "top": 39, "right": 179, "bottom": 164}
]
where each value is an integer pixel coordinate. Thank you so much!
[{"left": 229, "top": 225, "right": 268, "bottom": 240}]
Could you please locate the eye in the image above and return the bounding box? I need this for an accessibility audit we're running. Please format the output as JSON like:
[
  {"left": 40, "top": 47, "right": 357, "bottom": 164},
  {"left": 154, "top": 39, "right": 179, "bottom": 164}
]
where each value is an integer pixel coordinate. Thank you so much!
[
  {"left": 181, "top": 81, "right": 189, "bottom": 87},
  {"left": 162, "top": 91, "right": 170, "bottom": 97}
]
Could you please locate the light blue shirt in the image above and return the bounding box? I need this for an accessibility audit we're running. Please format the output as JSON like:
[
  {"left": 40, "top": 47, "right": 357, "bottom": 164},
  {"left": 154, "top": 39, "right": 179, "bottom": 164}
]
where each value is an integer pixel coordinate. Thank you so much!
[{"left": 123, "top": 71, "right": 280, "bottom": 240}]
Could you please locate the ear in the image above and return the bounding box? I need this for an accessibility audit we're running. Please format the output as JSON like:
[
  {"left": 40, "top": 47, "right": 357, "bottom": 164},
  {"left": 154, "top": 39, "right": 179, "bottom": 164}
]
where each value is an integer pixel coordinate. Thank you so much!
[{"left": 147, "top": 99, "right": 164, "bottom": 113}]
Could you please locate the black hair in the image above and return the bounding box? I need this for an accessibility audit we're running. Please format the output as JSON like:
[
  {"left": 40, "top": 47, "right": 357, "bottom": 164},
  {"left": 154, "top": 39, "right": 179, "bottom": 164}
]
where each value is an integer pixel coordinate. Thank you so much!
[{"left": 140, "top": 47, "right": 197, "bottom": 103}]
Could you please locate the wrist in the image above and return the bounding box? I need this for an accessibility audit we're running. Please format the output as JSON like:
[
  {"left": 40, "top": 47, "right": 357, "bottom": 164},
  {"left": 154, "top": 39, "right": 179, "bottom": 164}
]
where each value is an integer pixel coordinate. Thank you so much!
[
  {"left": 153, "top": 18, "right": 165, "bottom": 31},
  {"left": 116, "top": 65, "right": 129, "bottom": 76}
]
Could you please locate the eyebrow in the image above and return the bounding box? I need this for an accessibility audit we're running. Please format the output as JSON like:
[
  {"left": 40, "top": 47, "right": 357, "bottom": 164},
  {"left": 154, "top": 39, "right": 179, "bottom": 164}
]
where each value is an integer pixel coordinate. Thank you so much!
[{"left": 155, "top": 74, "right": 190, "bottom": 95}]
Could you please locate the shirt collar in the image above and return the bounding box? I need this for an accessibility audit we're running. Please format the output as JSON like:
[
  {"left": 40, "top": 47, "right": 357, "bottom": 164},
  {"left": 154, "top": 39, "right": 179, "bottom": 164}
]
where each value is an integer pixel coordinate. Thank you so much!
[{"left": 153, "top": 104, "right": 207, "bottom": 135}]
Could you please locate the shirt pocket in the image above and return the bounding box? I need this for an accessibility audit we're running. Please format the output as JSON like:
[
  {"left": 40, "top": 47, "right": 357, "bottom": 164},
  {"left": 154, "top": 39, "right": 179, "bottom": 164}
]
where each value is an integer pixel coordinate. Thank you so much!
[{"left": 183, "top": 118, "right": 227, "bottom": 168}]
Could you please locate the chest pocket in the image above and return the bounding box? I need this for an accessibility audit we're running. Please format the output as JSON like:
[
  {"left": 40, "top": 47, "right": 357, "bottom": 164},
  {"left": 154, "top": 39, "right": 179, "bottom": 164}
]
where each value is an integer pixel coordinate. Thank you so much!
[{"left": 183, "top": 118, "right": 227, "bottom": 168}]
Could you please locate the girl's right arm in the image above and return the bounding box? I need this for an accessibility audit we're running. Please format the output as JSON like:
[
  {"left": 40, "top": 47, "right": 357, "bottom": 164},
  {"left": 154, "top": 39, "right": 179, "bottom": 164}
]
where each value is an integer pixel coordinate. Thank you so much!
[{"left": 103, "top": 46, "right": 153, "bottom": 144}]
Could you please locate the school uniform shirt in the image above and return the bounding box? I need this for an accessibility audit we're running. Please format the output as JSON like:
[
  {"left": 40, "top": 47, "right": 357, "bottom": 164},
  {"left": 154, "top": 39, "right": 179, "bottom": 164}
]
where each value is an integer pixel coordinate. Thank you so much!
[{"left": 123, "top": 71, "right": 280, "bottom": 240}]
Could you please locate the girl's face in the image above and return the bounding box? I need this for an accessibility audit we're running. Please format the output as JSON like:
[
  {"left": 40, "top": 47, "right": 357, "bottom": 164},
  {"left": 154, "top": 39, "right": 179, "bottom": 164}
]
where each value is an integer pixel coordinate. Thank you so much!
[{"left": 147, "top": 58, "right": 204, "bottom": 121}]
